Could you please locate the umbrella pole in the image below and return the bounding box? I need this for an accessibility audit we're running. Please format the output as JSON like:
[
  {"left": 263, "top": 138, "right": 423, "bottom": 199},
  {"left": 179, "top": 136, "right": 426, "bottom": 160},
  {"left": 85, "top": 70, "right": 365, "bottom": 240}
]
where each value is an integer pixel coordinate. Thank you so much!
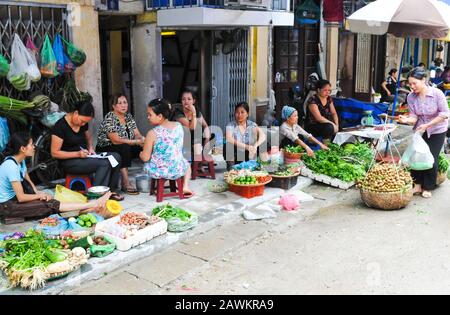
[{"left": 384, "top": 38, "right": 407, "bottom": 160}]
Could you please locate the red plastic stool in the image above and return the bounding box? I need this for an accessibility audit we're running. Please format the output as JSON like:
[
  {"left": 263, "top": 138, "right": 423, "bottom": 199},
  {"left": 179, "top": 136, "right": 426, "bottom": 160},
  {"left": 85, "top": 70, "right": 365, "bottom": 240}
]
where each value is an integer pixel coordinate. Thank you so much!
[
  {"left": 191, "top": 159, "right": 216, "bottom": 180},
  {"left": 65, "top": 174, "right": 92, "bottom": 192},
  {"left": 149, "top": 178, "right": 185, "bottom": 203}
]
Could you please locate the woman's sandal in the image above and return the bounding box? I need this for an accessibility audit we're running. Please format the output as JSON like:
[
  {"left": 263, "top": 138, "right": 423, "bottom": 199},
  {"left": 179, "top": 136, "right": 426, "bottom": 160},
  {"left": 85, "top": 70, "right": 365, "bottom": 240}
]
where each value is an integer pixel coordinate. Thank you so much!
[
  {"left": 422, "top": 191, "right": 432, "bottom": 199},
  {"left": 183, "top": 191, "right": 195, "bottom": 199},
  {"left": 109, "top": 192, "right": 125, "bottom": 201},
  {"left": 121, "top": 187, "right": 140, "bottom": 195}
]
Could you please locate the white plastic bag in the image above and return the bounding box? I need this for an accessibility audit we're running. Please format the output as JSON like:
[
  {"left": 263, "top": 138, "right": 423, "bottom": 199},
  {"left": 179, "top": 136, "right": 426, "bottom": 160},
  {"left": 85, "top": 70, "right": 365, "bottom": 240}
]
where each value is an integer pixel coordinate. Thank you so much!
[
  {"left": 401, "top": 132, "right": 435, "bottom": 170},
  {"left": 7, "top": 34, "right": 40, "bottom": 90}
]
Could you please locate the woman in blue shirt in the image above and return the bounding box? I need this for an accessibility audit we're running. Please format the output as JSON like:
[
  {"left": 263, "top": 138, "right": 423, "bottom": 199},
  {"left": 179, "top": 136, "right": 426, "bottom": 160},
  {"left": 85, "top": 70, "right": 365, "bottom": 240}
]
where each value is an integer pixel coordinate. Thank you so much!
[{"left": 0, "top": 132, "right": 111, "bottom": 223}]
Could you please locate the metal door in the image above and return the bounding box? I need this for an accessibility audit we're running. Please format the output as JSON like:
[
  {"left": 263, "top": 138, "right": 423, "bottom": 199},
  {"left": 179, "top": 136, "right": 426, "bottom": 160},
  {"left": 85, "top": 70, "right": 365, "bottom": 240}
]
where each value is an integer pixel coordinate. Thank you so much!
[
  {"left": 0, "top": 3, "right": 70, "bottom": 99},
  {"left": 211, "top": 29, "right": 249, "bottom": 134}
]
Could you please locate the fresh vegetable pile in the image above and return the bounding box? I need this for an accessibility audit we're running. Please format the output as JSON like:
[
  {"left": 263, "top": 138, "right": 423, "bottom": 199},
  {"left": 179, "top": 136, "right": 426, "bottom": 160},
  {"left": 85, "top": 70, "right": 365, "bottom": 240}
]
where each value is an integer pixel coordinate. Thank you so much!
[
  {"left": 224, "top": 170, "right": 271, "bottom": 185},
  {"left": 233, "top": 176, "right": 258, "bottom": 185},
  {"left": 358, "top": 163, "right": 413, "bottom": 193},
  {"left": 0, "top": 94, "right": 50, "bottom": 124},
  {"left": 40, "top": 217, "right": 59, "bottom": 227},
  {"left": 438, "top": 153, "right": 449, "bottom": 173},
  {"left": 152, "top": 204, "right": 198, "bottom": 233},
  {"left": 284, "top": 145, "right": 305, "bottom": 154},
  {"left": 152, "top": 204, "right": 194, "bottom": 222},
  {"left": 342, "top": 143, "right": 374, "bottom": 171},
  {"left": 0, "top": 229, "right": 91, "bottom": 290},
  {"left": 271, "top": 164, "right": 301, "bottom": 177},
  {"left": 302, "top": 144, "right": 369, "bottom": 182},
  {"left": 74, "top": 213, "right": 97, "bottom": 228},
  {"left": 118, "top": 212, "right": 158, "bottom": 229}
]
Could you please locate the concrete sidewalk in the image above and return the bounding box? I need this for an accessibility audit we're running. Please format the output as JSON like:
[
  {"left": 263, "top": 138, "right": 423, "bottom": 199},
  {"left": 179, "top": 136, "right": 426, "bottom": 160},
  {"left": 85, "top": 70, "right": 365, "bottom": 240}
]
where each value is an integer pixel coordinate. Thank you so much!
[{"left": 0, "top": 162, "right": 313, "bottom": 295}]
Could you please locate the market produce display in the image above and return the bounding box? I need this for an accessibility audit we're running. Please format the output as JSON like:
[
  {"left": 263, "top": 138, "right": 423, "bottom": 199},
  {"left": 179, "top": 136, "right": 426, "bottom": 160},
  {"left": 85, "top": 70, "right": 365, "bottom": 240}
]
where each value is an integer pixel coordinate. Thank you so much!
[
  {"left": 224, "top": 170, "right": 271, "bottom": 186},
  {"left": 438, "top": 153, "right": 449, "bottom": 174},
  {"left": 58, "top": 78, "right": 92, "bottom": 112},
  {"left": 271, "top": 164, "right": 301, "bottom": 177},
  {"left": 284, "top": 145, "right": 305, "bottom": 154},
  {"left": 302, "top": 144, "right": 371, "bottom": 182},
  {"left": 0, "top": 94, "right": 50, "bottom": 124},
  {"left": 0, "top": 229, "right": 89, "bottom": 290},
  {"left": 358, "top": 163, "right": 413, "bottom": 193},
  {"left": 74, "top": 213, "right": 97, "bottom": 228},
  {"left": 152, "top": 204, "right": 198, "bottom": 233},
  {"left": 97, "top": 212, "right": 164, "bottom": 240}
]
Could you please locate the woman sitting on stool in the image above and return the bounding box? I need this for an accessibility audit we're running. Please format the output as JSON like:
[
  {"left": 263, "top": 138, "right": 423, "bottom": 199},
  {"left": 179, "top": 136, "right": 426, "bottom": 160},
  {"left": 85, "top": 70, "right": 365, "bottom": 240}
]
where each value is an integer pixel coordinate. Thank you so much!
[
  {"left": 224, "top": 102, "right": 268, "bottom": 169},
  {"left": 50, "top": 100, "right": 123, "bottom": 201},
  {"left": 305, "top": 79, "right": 339, "bottom": 141},
  {"left": 0, "top": 132, "right": 111, "bottom": 223},
  {"left": 96, "top": 94, "right": 145, "bottom": 195},
  {"left": 280, "top": 106, "right": 328, "bottom": 157},
  {"left": 141, "top": 98, "right": 194, "bottom": 198}
]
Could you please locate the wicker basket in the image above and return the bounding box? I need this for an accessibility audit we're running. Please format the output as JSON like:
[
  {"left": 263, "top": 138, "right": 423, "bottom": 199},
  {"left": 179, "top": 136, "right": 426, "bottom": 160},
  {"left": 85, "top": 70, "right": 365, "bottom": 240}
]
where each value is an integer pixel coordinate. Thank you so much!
[
  {"left": 360, "top": 186, "right": 413, "bottom": 210},
  {"left": 437, "top": 172, "right": 447, "bottom": 186}
]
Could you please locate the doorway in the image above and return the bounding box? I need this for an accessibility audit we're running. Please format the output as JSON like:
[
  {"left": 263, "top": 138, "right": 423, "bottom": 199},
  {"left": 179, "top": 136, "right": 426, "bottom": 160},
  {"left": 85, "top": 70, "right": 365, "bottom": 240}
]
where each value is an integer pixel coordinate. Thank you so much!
[{"left": 99, "top": 15, "right": 134, "bottom": 116}]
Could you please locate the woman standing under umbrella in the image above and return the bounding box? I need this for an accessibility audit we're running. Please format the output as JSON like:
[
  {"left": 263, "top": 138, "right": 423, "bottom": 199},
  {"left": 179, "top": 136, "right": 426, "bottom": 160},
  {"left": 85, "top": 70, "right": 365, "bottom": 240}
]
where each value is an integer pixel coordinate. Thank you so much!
[{"left": 397, "top": 67, "right": 450, "bottom": 198}]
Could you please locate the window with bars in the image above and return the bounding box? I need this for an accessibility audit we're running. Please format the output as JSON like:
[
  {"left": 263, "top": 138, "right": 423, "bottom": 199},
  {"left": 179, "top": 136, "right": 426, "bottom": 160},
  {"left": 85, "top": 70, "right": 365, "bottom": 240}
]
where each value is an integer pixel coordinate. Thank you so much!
[
  {"left": 0, "top": 4, "right": 70, "bottom": 99},
  {"left": 343, "top": 0, "right": 373, "bottom": 17}
]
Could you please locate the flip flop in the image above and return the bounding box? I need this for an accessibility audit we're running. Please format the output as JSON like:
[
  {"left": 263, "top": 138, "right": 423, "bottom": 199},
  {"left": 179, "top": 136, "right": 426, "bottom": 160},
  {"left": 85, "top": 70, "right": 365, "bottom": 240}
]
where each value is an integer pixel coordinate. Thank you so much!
[
  {"left": 121, "top": 187, "right": 140, "bottom": 195},
  {"left": 109, "top": 192, "right": 125, "bottom": 201},
  {"left": 183, "top": 191, "right": 195, "bottom": 199}
]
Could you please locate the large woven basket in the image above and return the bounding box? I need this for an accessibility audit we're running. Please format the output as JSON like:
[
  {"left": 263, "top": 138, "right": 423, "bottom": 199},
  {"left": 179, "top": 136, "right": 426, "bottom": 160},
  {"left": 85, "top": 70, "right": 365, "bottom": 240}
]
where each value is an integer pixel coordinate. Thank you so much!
[
  {"left": 360, "top": 186, "right": 413, "bottom": 210},
  {"left": 437, "top": 172, "right": 447, "bottom": 186}
]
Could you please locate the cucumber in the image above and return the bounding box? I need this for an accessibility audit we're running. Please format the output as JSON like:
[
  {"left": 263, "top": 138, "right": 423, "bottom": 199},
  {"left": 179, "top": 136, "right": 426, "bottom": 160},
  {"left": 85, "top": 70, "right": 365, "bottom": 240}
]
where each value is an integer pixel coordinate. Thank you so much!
[{"left": 69, "top": 236, "right": 93, "bottom": 249}]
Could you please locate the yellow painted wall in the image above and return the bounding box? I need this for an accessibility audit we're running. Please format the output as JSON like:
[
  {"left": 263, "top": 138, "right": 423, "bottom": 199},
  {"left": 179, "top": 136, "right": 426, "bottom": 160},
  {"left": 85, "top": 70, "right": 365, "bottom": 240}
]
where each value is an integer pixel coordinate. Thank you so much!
[{"left": 249, "top": 27, "right": 269, "bottom": 122}]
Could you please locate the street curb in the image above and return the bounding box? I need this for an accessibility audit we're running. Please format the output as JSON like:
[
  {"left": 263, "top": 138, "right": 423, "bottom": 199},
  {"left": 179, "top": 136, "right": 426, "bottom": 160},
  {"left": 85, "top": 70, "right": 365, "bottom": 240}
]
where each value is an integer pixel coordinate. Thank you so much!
[{"left": 1, "top": 177, "right": 313, "bottom": 295}]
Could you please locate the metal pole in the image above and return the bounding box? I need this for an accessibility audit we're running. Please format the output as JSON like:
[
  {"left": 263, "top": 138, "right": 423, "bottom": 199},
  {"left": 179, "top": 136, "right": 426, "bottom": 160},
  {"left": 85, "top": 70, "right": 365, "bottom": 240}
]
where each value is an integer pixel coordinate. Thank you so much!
[{"left": 384, "top": 37, "right": 407, "bottom": 159}]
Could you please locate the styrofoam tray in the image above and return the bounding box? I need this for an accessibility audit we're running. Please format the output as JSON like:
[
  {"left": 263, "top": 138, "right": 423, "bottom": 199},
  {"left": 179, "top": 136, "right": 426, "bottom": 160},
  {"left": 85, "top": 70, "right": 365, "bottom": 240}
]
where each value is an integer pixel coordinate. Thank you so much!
[
  {"left": 300, "top": 167, "right": 355, "bottom": 190},
  {"left": 94, "top": 215, "right": 168, "bottom": 251}
]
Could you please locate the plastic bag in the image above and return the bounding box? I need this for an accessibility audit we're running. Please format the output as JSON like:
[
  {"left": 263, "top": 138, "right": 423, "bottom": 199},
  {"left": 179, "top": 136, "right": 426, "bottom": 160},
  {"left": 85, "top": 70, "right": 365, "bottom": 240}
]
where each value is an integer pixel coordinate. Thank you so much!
[
  {"left": 7, "top": 34, "right": 33, "bottom": 90},
  {"left": 165, "top": 211, "right": 198, "bottom": 233},
  {"left": 401, "top": 132, "right": 435, "bottom": 170},
  {"left": 90, "top": 235, "right": 116, "bottom": 258},
  {"left": 40, "top": 34, "right": 58, "bottom": 78},
  {"left": 33, "top": 214, "right": 69, "bottom": 236},
  {"left": 41, "top": 111, "right": 66, "bottom": 128},
  {"left": 54, "top": 184, "right": 88, "bottom": 203},
  {"left": 53, "top": 34, "right": 75, "bottom": 74},
  {"left": 61, "top": 36, "right": 86, "bottom": 67},
  {"left": 26, "top": 37, "right": 41, "bottom": 82},
  {"left": 0, "top": 54, "right": 9, "bottom": 78},
  {"left": 0, "top": 116, "right": 10, "bottom": 153},
  {"left": 232, "top": 160, "right": 259, "bottom": 171}
]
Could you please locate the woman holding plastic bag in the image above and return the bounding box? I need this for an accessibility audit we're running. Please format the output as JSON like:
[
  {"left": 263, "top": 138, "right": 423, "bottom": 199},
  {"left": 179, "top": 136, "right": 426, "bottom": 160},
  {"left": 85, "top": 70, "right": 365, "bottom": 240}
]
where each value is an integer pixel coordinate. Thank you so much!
[
  {"left": 0, "top": 132, "right": 112, "bottom": 224},
  {"left": 396, "top": 67, "right": 450, "bottom": 198}
]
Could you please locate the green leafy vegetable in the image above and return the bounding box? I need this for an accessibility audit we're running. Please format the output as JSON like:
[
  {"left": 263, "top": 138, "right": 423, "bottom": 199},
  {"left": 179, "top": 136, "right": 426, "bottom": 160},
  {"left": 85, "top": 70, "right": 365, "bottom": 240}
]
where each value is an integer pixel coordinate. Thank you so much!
[
  {"left": 152, "top": 204, "right": 193, "bottom": 222},
  {"left": 438, "top": 153, "right": 449, "bottom": 173}
]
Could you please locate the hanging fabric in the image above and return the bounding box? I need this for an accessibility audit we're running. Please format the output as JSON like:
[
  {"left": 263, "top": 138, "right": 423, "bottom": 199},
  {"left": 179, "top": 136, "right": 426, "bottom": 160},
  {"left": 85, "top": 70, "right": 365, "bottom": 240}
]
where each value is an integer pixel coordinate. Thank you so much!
[{"left": 323, "top": 0, "right": 343, "bottom": 23}]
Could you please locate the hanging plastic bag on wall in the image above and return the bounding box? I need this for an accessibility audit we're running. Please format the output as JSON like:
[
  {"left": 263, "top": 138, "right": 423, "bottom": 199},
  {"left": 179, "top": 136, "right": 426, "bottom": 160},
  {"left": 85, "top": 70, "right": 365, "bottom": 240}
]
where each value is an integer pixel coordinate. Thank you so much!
[
  {"left": 0, "top": 116, "right": 10, "bottom": 153},
  {"left": 0, "top": 54, "right": 10, "bottom": 78},
  {"left": 40, "top": 34, "right": 59, "bottom": 78},
  {"left": 61, "top": 36, "right": 86, "bottom": 67},
  {"left": 401, "top": 132, "right": 435, "bottom": 171},
  {"left": 7, "top": 34, "right": 32, "bottom": 91},
  {"left": 26, "top": 37, "right": 41, "bottom": 72},
  {"left": 53, "top": 34, "right": 75, "bottom": 74}
]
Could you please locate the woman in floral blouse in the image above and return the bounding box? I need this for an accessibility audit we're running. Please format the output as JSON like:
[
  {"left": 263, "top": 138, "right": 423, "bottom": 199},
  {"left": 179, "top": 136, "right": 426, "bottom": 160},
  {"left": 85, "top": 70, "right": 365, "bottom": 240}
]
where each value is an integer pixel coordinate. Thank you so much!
[{"left": 97, "top": 94, "right": 145, "bottom": 195}]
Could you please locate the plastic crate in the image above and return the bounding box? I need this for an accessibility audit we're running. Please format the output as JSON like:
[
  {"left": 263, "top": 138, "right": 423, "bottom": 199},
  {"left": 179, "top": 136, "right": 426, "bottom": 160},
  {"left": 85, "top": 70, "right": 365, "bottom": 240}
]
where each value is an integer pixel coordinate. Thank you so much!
[
  {"left": 228, "top": 184, "right": 265, "bottom": 199},
  {"left": 268, "top": 175, "right": 299, "bottom": 190}
]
